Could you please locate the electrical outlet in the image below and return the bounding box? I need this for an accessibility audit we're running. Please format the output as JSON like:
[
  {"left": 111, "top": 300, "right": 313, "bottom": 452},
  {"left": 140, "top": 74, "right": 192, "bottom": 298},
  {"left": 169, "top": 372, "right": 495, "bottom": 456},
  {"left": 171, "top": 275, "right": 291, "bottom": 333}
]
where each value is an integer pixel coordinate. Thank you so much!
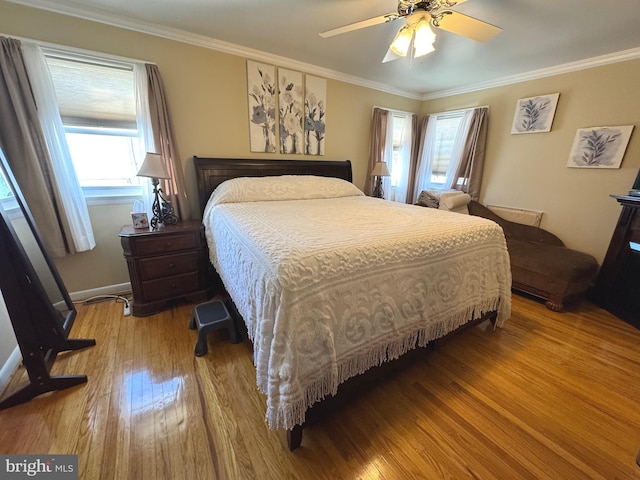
[{"left": 123, "top": 303, "right": 131, "bottom": 316}]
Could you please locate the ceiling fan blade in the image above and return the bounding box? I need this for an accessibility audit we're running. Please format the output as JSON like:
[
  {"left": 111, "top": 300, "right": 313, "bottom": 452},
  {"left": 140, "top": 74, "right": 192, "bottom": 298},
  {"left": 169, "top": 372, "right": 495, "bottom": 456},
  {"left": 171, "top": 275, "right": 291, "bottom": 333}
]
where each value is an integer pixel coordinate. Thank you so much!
[
  {"left": 319, "top": 13, "right": 400, "bottom": 38},
  {"left": 382, "top": 48, "right": 403, "bottom": 63},
  {"left": 434, "top": 11, "right": 502, "bottom": 42}
]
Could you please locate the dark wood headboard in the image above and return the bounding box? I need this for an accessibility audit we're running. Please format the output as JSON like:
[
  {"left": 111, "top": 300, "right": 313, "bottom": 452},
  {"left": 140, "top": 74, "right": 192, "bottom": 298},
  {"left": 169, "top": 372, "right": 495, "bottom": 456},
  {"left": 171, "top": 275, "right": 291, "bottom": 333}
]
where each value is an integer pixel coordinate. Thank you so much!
[{"left": 193, "top": 157, "right": 353, "bottom": 213}]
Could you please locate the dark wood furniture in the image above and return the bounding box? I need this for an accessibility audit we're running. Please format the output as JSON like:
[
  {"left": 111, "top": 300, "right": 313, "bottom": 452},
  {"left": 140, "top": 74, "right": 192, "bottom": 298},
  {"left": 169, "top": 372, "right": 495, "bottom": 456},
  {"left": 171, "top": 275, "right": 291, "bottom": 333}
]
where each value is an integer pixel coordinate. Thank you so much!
[
  {"left": 468, "top": 200, "right": 599, "bottom": 311},
  {"left": 194, "top": 156, "right": 353, "bottom": 212},
  {"left": 0, "top": 148, "right": 95, "bottom": 410},
  {"left": 120, "top": 220, "right": 212, "bottom": 316},
  {"left": 591, "top": 194, "right": 640, "bottom": 327},
  {"left": 193, "top": 156, "right": 499, "bottom": 450}
]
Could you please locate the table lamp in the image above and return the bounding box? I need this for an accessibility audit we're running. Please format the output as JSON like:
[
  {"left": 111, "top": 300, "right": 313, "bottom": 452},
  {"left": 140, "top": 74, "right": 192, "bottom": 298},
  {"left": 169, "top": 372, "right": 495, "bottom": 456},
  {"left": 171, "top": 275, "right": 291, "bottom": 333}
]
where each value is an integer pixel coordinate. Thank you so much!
[
  {"left": 371, "top": 161, "right": 391, "bottom": 199},
  {"left": 136, "top": 152, "right": 179, "bottom": 228}
]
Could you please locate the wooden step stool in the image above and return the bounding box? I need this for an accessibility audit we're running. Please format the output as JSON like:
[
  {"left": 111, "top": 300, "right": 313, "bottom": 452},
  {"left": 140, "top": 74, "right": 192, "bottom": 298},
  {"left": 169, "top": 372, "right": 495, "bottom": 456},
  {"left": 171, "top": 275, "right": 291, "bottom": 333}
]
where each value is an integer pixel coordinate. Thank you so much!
[{"left": 189, "top": 300, "right": 241, "bottom": 356}]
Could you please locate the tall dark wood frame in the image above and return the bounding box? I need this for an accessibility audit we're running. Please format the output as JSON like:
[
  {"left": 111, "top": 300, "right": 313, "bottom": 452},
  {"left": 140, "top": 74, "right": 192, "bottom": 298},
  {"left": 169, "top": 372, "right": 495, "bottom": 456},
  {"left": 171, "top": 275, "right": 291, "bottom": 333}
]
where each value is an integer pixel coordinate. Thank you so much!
[
  {"left": 591, "top": 194, "right": 640, "bottom": 327},
  {"left": 0, "top": 148, "right": 95, "bottom": 410}
]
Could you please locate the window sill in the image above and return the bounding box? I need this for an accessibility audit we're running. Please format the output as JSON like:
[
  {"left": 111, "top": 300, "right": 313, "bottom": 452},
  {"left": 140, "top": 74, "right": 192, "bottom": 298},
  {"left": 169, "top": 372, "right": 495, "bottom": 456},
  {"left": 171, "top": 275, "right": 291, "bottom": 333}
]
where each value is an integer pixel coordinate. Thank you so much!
[{"left": 83, "top": 186, "right": 143, "bottom": 206}]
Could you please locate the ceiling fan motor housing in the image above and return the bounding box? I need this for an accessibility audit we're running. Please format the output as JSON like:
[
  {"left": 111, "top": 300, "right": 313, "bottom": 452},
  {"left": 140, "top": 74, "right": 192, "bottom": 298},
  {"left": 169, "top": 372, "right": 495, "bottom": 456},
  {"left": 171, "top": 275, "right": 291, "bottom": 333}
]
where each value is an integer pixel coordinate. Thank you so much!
[{"left": 398, "top": 1, "right": 439, "bottom": 17}]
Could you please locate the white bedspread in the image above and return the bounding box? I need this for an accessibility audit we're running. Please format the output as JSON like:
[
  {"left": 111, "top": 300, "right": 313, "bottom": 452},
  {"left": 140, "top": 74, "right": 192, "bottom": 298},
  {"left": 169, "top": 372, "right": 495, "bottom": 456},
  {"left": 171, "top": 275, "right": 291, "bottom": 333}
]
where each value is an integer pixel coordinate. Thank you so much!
[{"left": 203, "top": 177, "right": 511, "bottom": 430}]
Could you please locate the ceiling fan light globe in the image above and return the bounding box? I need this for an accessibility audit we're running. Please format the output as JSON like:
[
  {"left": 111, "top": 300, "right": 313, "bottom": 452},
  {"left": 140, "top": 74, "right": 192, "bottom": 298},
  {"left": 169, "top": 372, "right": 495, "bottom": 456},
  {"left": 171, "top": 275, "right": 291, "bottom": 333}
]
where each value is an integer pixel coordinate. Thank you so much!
[
  {"left": 414, "top": 19, "right": 436, "bottom": 45},
  {"left": 389, "top": 26, "right": 413, "bottom": 56},
  {"left": 414, "top": 19, "right": 436, "bottom": 57},
  {"left": 414, "top": 42, "right": 435, "bottom": 58}
]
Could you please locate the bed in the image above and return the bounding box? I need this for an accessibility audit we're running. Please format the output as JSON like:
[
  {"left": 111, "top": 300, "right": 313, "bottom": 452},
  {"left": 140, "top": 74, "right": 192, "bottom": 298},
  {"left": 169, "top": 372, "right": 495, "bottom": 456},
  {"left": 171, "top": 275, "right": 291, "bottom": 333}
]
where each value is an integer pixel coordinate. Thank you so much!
[{"left": 194, "top": 156, "right": 512, "bottom": 450}]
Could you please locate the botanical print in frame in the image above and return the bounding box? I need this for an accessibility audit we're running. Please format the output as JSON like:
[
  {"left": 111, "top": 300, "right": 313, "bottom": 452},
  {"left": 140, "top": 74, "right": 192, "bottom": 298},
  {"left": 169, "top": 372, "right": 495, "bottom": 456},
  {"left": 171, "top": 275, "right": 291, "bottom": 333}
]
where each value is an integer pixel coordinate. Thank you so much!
[
  {"left": 278, "top": 68, "right": 304, "bottom": 154},
  {"left": 567, "top": 125, "right": 634, "bottom": 169},
  {"left": 247, "top": 61, "right": 277, "bottom": 153},
  {"left": 304, "top": 75, "right": 326, "bottom": 156},
  {"left": 511, "top": 93, "right": 560, "bottom": 134}
]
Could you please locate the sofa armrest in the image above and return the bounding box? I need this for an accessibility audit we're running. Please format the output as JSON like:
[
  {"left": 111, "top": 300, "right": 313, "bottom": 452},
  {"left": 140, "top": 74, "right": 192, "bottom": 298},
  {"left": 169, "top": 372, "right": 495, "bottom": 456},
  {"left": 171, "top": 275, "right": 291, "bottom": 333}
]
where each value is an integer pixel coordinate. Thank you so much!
[
  {"left": 468, "top": 200, "right": 564, "bottom": 247},
  {"left": 505, "top": 222, "right": 565, "bottom": 246}
]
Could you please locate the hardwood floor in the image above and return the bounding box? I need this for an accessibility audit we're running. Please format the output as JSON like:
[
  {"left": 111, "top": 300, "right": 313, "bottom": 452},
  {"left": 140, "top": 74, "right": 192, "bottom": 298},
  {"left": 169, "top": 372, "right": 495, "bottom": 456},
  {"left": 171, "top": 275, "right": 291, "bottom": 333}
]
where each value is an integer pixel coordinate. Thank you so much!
[{"left": 1, "top": 294, "right": 639, "bottom": 479}]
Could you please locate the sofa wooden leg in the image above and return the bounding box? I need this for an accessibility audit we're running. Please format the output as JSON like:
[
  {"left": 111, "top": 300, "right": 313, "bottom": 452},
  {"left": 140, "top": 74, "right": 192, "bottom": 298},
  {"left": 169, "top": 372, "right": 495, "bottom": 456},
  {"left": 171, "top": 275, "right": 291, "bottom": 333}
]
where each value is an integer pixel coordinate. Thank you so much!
[{"left": 544, "top": 299, "right": 564, "bottom": 312}]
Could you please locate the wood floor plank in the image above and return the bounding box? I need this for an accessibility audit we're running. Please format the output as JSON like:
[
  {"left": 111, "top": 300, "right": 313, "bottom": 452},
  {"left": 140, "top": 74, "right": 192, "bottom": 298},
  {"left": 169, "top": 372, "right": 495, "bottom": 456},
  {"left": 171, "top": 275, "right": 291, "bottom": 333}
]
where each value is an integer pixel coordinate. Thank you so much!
[{"left": 1, "top": 293, "right": 640, "bottom": 479}]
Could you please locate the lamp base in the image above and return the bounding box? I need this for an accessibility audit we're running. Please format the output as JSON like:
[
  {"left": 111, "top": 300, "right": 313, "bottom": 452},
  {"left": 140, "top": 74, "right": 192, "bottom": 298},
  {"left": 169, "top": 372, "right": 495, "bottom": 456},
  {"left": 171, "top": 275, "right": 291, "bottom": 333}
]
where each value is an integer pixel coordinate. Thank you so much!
[
  {"left": 372, "top": 176, "right": 385, "bottom": 199},
  {"left": 151, "top": 203, "right": 179, "bottom": 229},
  {"left": 150, "top": 180, "right": 179, "bottom": 229}
]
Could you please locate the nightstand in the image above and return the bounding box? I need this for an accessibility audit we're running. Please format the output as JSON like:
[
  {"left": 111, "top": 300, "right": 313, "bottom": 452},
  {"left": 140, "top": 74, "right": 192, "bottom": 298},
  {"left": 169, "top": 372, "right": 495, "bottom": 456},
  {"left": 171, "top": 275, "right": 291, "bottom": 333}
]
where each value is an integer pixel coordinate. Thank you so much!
[{"left": 119, "top": 220, "right": 213, "bottom": 316}]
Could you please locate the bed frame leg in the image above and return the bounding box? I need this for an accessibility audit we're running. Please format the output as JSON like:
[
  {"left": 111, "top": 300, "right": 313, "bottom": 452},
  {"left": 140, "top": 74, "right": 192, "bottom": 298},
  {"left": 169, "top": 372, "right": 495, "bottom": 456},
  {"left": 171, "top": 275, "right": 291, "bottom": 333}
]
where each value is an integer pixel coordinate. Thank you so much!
[{"left": 287, "top": 425, "right": 303, "bottom": 451}]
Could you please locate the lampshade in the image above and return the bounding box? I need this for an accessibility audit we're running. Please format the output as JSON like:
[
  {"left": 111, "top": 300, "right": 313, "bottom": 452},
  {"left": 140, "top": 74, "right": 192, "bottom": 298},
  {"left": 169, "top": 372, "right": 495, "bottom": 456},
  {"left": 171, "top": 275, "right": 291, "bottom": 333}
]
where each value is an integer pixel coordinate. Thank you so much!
[
  {"left": 371, "top": 161, "right": 391, "bottom": 177},
  {"left": 389, "top": 26, "right": 413, "bottom": 57},
  {"left": 413, "top": 20, "right": 436, "bottom": 58},
  {"left": 136, "top": 153, "right": 170, "bottom": 179},
  {"left": 387, "top": 17, "right": 436, "bottom": 60}
]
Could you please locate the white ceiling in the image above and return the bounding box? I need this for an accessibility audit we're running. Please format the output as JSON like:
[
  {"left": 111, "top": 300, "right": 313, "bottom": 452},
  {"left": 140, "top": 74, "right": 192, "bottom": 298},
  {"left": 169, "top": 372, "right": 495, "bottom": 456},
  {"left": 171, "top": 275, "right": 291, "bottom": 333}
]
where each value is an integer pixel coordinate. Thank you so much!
[{"left": 11, "top": 0, "right": 640, "bottom": 98}]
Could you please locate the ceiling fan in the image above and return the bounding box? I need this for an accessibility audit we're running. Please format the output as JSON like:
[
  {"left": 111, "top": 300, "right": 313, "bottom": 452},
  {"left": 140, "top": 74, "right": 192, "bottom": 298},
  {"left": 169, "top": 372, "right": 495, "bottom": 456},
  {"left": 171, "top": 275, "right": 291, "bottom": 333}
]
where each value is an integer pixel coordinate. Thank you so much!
[{"left": 319, "top": 0, "right": 502, "bottom": 63}]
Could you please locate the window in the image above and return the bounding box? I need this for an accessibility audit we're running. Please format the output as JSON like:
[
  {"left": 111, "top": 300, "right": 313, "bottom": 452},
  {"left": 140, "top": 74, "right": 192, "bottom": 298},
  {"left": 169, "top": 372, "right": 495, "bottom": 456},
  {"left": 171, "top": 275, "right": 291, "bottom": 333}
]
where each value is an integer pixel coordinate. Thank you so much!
[
  {"left": 0, "top": 173, "right": 10, "bottom": 200},
  {"left": 414, "top": 108, "right": 473, "bottom": 195},
  {"left": 43, "top": 53, "right": 143, "bottom": 201},
  {"left": 390, "top": 113, "right": 407, "bottom": 188},
  {"left": 385, "top": 111, "right": 413, "bottom": 203},
  {"left": 0, "top": 167, "right": 17, "bottom": 212},
  {"left": 428, "top": 112, "right": 465, "bottom": 187}
]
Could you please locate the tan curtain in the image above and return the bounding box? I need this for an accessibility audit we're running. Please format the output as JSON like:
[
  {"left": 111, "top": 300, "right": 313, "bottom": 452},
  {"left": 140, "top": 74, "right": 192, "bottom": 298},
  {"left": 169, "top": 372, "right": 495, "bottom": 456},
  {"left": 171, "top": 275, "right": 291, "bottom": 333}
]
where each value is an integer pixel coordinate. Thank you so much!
[
  {"left": 365, "top": 107, "right": 389, "bottom": 196},
  {"left": 454, "top": 107, "right": 488, "bottom": 201},
  {"left": 410, "top": 115, "right": 430, "bottom": 203},
  {"left": 0, "top": 37, "right": 74, "bottom": 257},
  {"left": 404, "top": 114, "right": 421, "bottom": 203},
  {"left": 146, "top": 64, "right": 190, "bottom": 220}
]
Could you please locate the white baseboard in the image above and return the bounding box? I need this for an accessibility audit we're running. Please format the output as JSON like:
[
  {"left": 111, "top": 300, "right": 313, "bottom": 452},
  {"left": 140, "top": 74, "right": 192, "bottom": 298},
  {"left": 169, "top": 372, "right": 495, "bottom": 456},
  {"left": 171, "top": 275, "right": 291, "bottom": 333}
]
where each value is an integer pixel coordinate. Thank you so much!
[
  {"left": 0, "top": 282, "right": 132, "bottom": 397},
  {"left": 69, "top": 282, "right": 132, "bottom": 301},
  {"left": 0, "top": 346, "right": 21, "bottom": 398}
]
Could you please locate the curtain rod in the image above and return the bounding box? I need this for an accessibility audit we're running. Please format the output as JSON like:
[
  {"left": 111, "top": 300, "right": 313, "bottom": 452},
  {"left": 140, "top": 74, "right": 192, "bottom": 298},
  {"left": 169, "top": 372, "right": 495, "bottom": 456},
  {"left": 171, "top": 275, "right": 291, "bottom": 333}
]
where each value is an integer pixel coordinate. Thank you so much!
[
  {"left": 372, "top": 105, "right": 416, "bottom": 116},
  {"left": 372, "top": 104, "right": 490, "bottom": 117},
  {"left": 428, "top": 105, "right": 490, "bottom": 114},
  {"left": 0, "top": 32, "right": 155, "bottom": 66}
]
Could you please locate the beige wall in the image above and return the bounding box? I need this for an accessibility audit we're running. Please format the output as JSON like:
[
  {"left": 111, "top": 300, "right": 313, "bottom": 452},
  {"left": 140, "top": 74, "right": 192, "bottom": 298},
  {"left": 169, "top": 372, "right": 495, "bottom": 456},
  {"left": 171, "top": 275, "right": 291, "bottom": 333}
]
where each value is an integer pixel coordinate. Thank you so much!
[
  {"left": 0, "top": 0, "right": 638, "bottom": 389},
  {"left": 1, "top": 1, "right": 638, "bottom": 289},
  {"left": 0, "top": 1, "right": 420, "bottom": 293},
  {"left": 423, "top": 61, "right": 640, "bottom": 263}
]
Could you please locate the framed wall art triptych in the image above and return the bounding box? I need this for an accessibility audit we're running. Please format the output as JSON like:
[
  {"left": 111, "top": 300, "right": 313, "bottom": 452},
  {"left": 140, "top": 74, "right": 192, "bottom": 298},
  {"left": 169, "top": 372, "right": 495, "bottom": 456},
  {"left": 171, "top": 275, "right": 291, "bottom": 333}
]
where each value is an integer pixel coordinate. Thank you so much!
[{"left": 246, "top": 61, "right": 327, "bottom": 155}]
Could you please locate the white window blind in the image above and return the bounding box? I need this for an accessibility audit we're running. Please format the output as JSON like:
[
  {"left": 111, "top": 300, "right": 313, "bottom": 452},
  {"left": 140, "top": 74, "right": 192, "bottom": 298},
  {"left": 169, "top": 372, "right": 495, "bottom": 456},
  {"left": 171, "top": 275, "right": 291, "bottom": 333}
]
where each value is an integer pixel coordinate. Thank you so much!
[
  {"left": 45, "top": 54, "right": 136, "bottom": 129},
  {"left": 42, "top": 52, "right": 142, "bottom": 193},
  {"left": 430, "top": 112, "right": 464, "bottom": 184}
]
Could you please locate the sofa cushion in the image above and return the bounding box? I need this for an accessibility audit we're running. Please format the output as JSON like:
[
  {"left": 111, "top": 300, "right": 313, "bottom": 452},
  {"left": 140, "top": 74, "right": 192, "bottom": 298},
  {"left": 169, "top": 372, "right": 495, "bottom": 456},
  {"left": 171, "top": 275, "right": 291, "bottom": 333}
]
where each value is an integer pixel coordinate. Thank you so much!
[{"left": 508, "top": 239, "right": 599, "bottom": 284}]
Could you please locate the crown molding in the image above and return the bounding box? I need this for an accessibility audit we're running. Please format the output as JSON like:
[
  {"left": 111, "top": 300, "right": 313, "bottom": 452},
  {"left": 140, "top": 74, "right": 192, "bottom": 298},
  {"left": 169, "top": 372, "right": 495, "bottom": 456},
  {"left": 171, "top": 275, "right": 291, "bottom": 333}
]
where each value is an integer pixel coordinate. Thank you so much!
[
  {"left": 5, "top": 0, "right": 423, "bottom": 100},
  {"left": 7, "top": 0, "right": 640, "bottom": 102},
  {"left": 422, "top": 46, "right": 640, "bottom": 100}
]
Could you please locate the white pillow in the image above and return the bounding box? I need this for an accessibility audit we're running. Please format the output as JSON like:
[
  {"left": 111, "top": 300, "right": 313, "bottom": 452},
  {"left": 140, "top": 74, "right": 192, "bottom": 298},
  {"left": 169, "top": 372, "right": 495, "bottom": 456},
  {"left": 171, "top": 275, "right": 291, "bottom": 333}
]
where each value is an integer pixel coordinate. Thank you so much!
[
  {"left": 441, "top": 192, "right": 471, "bottom": 210},
  {"left": 206, "top": 175, "right": 363, "bottom": 209}
]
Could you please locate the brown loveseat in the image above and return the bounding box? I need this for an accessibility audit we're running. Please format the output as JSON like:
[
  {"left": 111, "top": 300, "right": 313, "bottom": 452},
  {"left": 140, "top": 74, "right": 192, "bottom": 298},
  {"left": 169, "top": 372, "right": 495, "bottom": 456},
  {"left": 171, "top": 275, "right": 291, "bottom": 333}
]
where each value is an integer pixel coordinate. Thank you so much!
[{"left": 468, "top": 200, "right": 599, "bottom": 311}]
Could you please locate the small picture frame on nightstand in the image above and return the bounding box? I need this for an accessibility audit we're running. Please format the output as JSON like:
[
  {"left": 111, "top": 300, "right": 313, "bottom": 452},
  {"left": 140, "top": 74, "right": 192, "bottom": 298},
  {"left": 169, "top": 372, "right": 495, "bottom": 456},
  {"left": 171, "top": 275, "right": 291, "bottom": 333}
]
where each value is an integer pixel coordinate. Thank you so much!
[{"left": 131, "top": 212, "right": 149, "bottom": 229}]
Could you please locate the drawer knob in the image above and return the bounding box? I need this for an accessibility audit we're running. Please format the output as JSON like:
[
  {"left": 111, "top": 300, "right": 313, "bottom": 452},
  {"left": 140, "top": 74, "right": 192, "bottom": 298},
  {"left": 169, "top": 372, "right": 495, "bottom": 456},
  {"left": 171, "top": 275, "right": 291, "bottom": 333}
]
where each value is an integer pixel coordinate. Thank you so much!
[
  {"left": 165, "top": 242, "right": 172, "bottom": 248},
  {"left": 168, "top": 263, "right": 175, "bottom": 268}
]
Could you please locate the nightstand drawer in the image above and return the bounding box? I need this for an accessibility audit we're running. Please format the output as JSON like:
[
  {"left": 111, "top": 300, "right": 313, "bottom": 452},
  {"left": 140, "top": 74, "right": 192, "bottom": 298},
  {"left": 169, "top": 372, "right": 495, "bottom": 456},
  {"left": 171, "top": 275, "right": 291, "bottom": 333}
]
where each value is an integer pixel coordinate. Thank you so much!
[
  {"left": 134, "top": 233, "right": 198, "bottom": 256},
  {"left": 139, "top": 251, "right": 200, "bottom": 280},
  {"left": 141, "top": 272, "right": 200, "bottom": 302}
]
